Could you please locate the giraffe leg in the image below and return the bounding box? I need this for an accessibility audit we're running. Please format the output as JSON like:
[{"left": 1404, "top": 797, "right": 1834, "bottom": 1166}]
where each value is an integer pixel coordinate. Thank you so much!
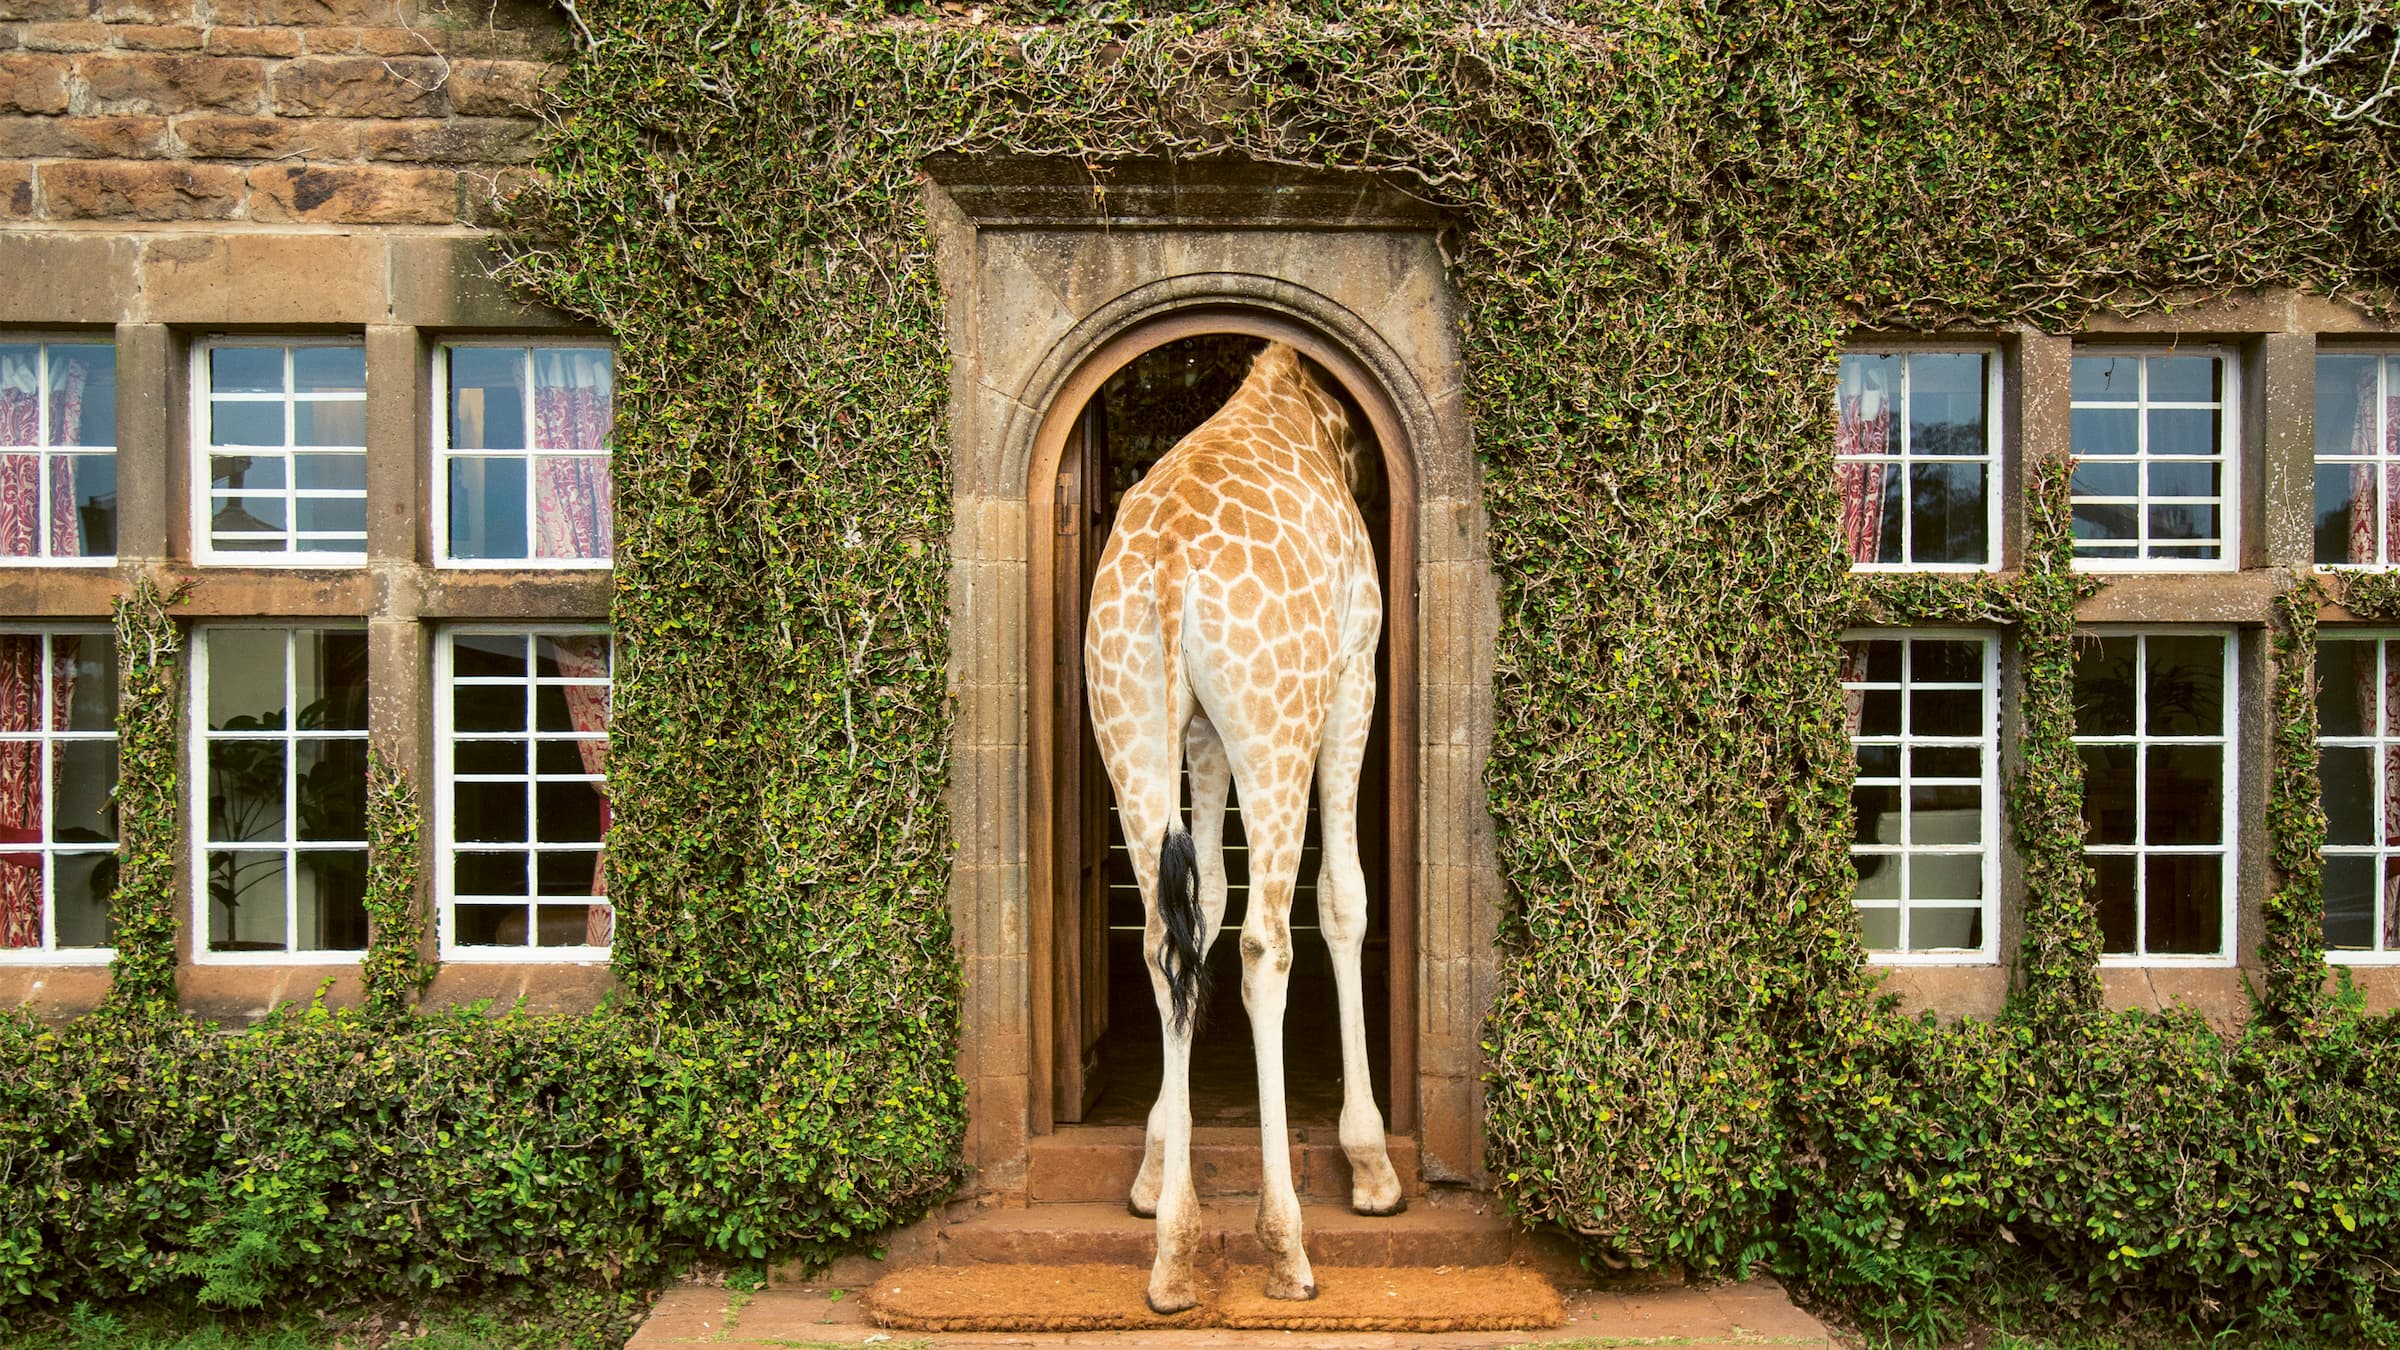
[
  {"left": 1134, "top": 715, "right": 1231, "bottom": 1220},
  {"left": 1237, "top": 775, "right": 1316, "bottom": 1301},
  {"left": 1318, "top": 654, "right": 1404, "bottom": 1215}
]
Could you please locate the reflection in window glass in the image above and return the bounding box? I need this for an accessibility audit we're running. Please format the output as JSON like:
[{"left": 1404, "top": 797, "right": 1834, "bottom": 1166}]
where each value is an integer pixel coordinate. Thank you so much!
[
  {"left": 2073, "top": 632, "right": 2232, "bottom": 958},
  {"left": 0, "top": 629, "right": 117, "bottom": 958},
  {"left": 1836, "top": 352, "right": 1993, "bottom": 569},
  {"left": 198, "top": 628, "right": 368, "bottom": 955},
  {"left": 2313, "top": 353, "right": 2400, "bottom": 569},
  {"left": 442, "top": 346, "right": 613, "bottom": 565},
  {"left": 1841, "top": 633, "right": 1997, "bottom": 958},
  {"left": 2069, "top": 352, "right": 2230, "bottom": 567},
  {"left": 0, "top": 342, "right": 118, "bottom": 561},
  {"left": 2317, "top": 635, "right": 2400, "bottom": 958},
  {"left": 201, "top": 343, "right": 366, "bottom": 561},
  {"left": 441, "top": 628, "right": 612, "bottom": 953}
]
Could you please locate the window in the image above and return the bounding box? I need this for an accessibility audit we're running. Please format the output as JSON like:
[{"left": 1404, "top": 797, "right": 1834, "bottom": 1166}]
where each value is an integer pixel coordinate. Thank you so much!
[
  {"left": 2313, "top": 351, "right": 2400, "bottom": 568},
  {"left": 1841, "top": 632, "right": 2000, "bottom": 960},
  {"left": 0, "top": 629, "right": 117, "bottom": 960},
  {"left": 2073, "top": 632, "right": 2235, "bottom": 961},
  {"left": 437, "top": 628, "right": 613, "bottom": 958},
  {"left": 1836, "top": 350, "right": 1998, "bottom": 570},
  {"left": 0, "top": 340, "right": 116, "bottom": 562},
  {"left": 193, "top": 628, "right": 368, "bottom": 958},
  {"left": 196, "top": 341, "right": 367, "bottom": 563},
  {"left": 2315, "top": 634, "right": 2400, "bottom": 961},
  {"left": 436, "top": 345, "right": 613, "bottom": 566},
  {"left": 2069, "top": 351, "right": 2235, "bottom": 569}
]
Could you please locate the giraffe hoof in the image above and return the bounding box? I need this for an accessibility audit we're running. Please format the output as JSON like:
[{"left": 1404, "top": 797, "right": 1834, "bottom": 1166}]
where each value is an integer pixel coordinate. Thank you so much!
[
  {"left": 1264, "top": 1278, "right": 1318, "bottom": 1302},
  {"left": 1127, "top": 1197, "right": 1156, "bottom": 1219},
  {"left": 1352, "top": 1194, "right": 1408, "bottom": 1217},
  {"left": 1146, "top": 1289, "right": 1197, "bottom": 1316}
]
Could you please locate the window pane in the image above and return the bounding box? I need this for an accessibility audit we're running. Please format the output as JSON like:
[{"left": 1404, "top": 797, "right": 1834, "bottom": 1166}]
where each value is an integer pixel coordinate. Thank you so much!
[
  {"left": 537, "top": 851, "right": 602, "bottom": 896},
  {"left": 1908, "top": 906, "right": 1982, "bottom": 952},
  {"left": 2073, "top": 637, "right": 2137, "bottom": 734},
  {"left": 457, "top": 740, "right": 524, "bottom": 776},
  {"left": 208, "top": 630, "right": 287, "bottom": 730},
  {"left": 1908, "top": 462, "right": 1985, "bottom": 565},
  {"left": 2146, "top": 356, "right": 2218, "bottom": 403},
  {"left": 453, "top": 684, "right": 524, "bottom": 733},
  {"left": 449, "top": 348, "right": 528, "bottom": 450},
  {"left": 211, "top": 400, "right": 283, "bottom": 447},
  {"left": 207, "top": 850, "right": 286, "bottom": 951},
  {"left": 532, "top": 457, "right": 612, "bottom": 561},
  {"left": 52, "top": 851, "right": 112, "bottom": 948},
  {"left": 2148, "top": 407, "right": 2218, "bottom": 457},
  {"left": 2072, "top": 406, "right": 2139, "bottom": 456},
  {"left": 49, "top": 346, "right": 114, "bottom": 447},
  {"left": 295, "top": 850, "right": 367, "bottom": 950},
  {"left": 2322, "top": 745, "right": 2375, "bottom": 846},
  {"left": 536, "top": 779, "right": 606, "bottom": 844},
  {"left": 213, "top": 454, "right": 282, "bottom": 490},
  {"left": 295, "top": 496, "right": 367, "bottom": 538},
  {"left": 2319, "top": 639, "right": 2370, "bottom": 737},
  {"left": 1910, "top": 784, "right": 1981, "bottom": 844},
  {"left": 1907, "top": 353, "right": 1985, "bottom": 456},
  {"left": 209, "top": 347, "right": 283, "bottom": 394},
  {"left": 2072, "top": 356, "right": 2139, "bottom": 402},
  {"left": 2080, "top": 744, "right": 2137, "bottom": 844},
  {"left": 2074, "top": 461, "right": 2137, "bottom": 498},
  {"left": 454, "top": 903, "right": 523, "bottom": 946},
  {"left": 2148, "top": 461, "right": 2219, "bottom": 499},
  {"left": 297, "top": 631, "right": 368, "bottom": 731},
  {"left": 2144, "top": 854, "right": 2221, "bottom": 955},
  {"left": 290, "top": 346, "right": 365, "bottom": 393},
  {"left": 1856, "top": 904, "right": 1900, "bottom": 950},
  {"left": 53, "top": 742, "right": 115, "bottom": 844},
  {"left": 535, "top": 903, "right": 596, "bottom": 945},
  {"left": 2314, "top": 462, "right": 2361, "bottom": 566},
  {"left": 0, "top": 635, "right": 39, "bottom": 732},
  {"left": 1912, "top": 744, "right": 1977, "bottom": 779},
  {"left": 537, "top": 738, "right": 600, "bottom": 775},
  {"left": 293, "top": 453, "right": 366, "bottom": 491},
  {"left": 1910, "top": 686, "right": 1982, "bottom": 737},
  {"left": 449, "top": 457, "right": 528, "bottom": 561},
  {"left": 2146, "top": 503, "right": 2217, "bottom": 547},
  {"left": 454, "top": 632, "right": 528, "bottom": 679},
  {"left": 295, "top": 739, "right": 366, "bottom": 841},
  {"left": 2324, "top": 855, "right": 2375, "bottom": 950},
  {"left": 2144, "top": 636, "right": 2223, "bottom": 735},
  {"left": 2091, "top": 854, "right": 2138, "bottom": 953},
  {"left": 455, "top": 850, "right": 527, "bottom": 896},
  {"left": 53, "top": 634, "right": 113, "bottom": 732},
  {"left": 2318, "top": 355, "right": 2379, "bottom": 456},
  {"left": 455, "top": 781, "right": 527, "bottom": 843},
  {"left": 209, "top": 739, "right": 286, "bottom": 843},
  {"left": 2147, "top": 746, "right": 2223, "bottom": 845},
  {"left": 2073, "top": 501, "right": 2138, "bottom": 545},
  {"left": 531, "top": 348, "right": 613, "bottom": 451},
  {"left": 57, "top": 454, "right": 115, "bottom": 557},
  {"left": 1913, "top": 641, "right": 1983, "bottom": 683},
  {"left": 1909, "top": 852, "right": 1983, "bottom": 902},
  {"left": 0, "top": 348, "right": 36, "bottom": 453},
  {"left": 292, "top": 403, "right": 365, "bottom": 448}
]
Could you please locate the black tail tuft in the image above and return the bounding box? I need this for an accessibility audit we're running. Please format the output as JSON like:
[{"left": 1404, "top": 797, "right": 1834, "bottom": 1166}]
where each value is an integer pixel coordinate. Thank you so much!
[{"left": 1156, "top": 827, "right": 1209, "bottom": 1036}]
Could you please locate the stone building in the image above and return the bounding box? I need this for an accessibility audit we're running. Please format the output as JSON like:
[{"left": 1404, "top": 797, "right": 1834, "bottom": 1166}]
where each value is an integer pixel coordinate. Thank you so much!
[{"left": 2, "top": 0, "right": 2396, "bottom": 1222}]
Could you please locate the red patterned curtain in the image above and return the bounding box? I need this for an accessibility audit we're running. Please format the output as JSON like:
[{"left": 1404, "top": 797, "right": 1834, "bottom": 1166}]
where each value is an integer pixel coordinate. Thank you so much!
[
  {"left": 48, "top": 355, "right": 85, "bottom": 557},
  {"left": 550, "top": 635, "right": 612, "bottom": 945},
  {"left": 1836, "top": 378, "right": 1895, "bottom": 564},
  {"left": 1, "top": 351, "right": 38, "bottom": 560},
  {"left": 0, "top": 639, "right": 41, "bottom": 948},
  {"left": 531, "top": 349, "right": 613, "bottom": 562}
]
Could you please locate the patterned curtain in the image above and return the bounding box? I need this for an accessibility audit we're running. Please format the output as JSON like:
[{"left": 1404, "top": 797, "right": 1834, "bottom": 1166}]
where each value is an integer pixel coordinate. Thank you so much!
[
  {"left": 531, "top": 350, "right": 612, "bottom": 562},
  {"left": 2348, "top": 366, "right": 2400, "bottom": 949},
  {"left": 1836, "top": 385, "right": 1895, "bottom": 564},
  {"left": 48, "top": 356, "right": 84, "bottom": 557},
  {"left": 0, "top": 352, "right": 38, "bottom": 560},
  {"left": 550, "top": 635, "right": 612, "bottom": 945},
  {"left": 0, "top": 640, "right": 41, "bottom": 947}
]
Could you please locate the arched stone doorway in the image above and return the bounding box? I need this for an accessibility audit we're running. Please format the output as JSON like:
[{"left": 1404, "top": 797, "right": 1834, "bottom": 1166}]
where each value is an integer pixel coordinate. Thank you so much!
[
  {"left": 931, "top": 158, "right": 1499, "bottom": 1194},
  {"left": 1024, "top": 313, "right": 1420, "bottom": 1137}
]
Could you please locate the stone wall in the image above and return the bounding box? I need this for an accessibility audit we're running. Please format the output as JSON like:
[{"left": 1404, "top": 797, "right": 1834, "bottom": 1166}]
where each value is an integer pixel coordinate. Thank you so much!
[{"left": 0, "top": 0, "right": 560, "bottom": 225}]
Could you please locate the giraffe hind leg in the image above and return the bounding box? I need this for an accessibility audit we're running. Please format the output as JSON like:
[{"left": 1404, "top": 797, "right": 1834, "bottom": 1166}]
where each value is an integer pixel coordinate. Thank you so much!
[
  {"left": 1132, "top": 714, "right": 1232, "bottom": 1219},
  {"left": 1317, "top": 653, "right": 1405, "bottom": 1215}
]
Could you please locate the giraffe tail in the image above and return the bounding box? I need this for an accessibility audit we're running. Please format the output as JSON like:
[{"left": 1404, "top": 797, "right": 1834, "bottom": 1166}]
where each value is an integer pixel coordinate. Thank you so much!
[{"left": 1156, "top": 825, "right": 1208, "bottom": 1035}]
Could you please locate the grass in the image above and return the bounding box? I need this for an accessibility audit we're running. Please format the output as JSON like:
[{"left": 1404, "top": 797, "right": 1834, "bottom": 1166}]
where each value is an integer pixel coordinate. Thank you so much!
[{"left": 0, "top": 1294, "right": 634, "bottom": 1350}]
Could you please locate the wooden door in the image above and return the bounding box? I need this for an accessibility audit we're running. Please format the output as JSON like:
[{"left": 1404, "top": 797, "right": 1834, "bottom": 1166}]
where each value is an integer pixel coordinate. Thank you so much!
[{"left": 1052, "top": 402, "right": 1112, "bottom": 1122}]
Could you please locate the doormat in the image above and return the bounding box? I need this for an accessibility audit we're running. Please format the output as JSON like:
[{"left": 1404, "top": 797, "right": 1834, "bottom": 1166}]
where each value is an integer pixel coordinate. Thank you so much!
[{"left": 864, "top": 1262, "right": 1564, "bottom": 1333}]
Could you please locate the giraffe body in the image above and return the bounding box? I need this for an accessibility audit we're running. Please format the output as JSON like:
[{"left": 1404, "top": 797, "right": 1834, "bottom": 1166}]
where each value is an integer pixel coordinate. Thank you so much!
[{"left": 1083, "top": 341, "right": 1404, "bottom": 1314}]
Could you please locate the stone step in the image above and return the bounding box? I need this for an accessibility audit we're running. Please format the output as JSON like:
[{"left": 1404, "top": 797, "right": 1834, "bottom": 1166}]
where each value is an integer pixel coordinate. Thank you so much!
[
  {"left": 934, "top": 1201, "right": 1520, "bottom": 1270},
  {"left": 1027, "top": 1125, "right": 1422, "bottom": 1204}
]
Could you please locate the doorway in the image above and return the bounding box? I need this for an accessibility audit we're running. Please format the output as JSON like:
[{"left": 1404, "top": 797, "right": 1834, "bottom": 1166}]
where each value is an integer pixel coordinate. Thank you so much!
[{"left": 1041, "top": 327, "right": 1414, "bottom": 1134}]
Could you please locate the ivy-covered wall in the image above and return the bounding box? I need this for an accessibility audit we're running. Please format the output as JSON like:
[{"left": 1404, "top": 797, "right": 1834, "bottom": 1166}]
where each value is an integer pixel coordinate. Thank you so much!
[{"left": 7, "top": 0, "right": 2400, "bottom": 1344}]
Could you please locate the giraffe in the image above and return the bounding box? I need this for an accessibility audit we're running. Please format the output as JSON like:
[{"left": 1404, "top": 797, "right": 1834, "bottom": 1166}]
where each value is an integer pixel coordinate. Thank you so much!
[{"left": 1083, "top": 340, "right": 1406, "bottom": 1314}]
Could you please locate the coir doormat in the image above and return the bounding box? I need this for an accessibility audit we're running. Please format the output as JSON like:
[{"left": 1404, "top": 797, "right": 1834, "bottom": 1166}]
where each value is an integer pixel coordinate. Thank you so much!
[{"left": 864, "top": 1262, "right": 1564, "bottom": 1333}]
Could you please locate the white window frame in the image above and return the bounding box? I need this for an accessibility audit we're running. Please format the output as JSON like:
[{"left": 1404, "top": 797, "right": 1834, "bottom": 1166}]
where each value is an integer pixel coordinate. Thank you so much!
[
  {"left": 2069, "top": 347, "right": 2241, "bottom": 574},
  {"left": 1841, "top": 628, "right": 2003, "bottom": 964},
  {"left": 431, "top": 341, "right": 614, "bottom": 572},
  {"left": 2311, "top": 348, "right": 2400, "bottom": 572},
  {"left": 2314, "top": 629, "right": 2400, "bottom": 965},
  {"left": 434, "top": 624, "right": 614, "bottom": 963},
  {"left": 1839, "top": 345, "right": 2005, "bottom": 574},
  {"left": 189, "top": 625, "right": 370, "bottom": 965},
  {"left": 190, "top": 337, "right": 369, "bottom": 567},
  {"left": 0, "top": 336, "right": 117, "bottom": 567},
  {"left": 0, "top": 625, "right": 117, "bottom": 964},
  {"left": 2076, "top": 627, "right": 2239, "bottom": 966}
]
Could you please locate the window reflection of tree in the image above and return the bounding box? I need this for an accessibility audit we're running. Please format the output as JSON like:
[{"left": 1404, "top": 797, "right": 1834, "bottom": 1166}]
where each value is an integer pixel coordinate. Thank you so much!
[{"left": 207, "top": 688, "right": 367, "bottom": 951}]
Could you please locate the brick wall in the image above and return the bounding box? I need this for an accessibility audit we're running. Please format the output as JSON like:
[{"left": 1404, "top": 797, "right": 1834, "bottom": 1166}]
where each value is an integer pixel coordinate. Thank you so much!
[{"left": 0, "top": 0, "right": 561, "bottom": 225}]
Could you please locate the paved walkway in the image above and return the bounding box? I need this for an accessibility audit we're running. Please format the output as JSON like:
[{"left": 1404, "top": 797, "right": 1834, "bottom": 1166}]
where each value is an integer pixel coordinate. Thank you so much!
[{"left": 628, "top": 1276, "right": 1835, "bottom": 1348}]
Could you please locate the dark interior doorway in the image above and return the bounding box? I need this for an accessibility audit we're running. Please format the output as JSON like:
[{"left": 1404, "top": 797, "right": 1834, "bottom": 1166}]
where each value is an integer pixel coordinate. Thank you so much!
[{"left": 1052, "top": 333, "right": 1394, "bottom": 1129}]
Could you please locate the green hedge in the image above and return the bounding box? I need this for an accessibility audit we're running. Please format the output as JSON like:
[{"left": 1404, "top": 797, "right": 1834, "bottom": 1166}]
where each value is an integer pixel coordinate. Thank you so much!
[{"left": 6, "top": 0, "right": 2400, "bottom": 1342}]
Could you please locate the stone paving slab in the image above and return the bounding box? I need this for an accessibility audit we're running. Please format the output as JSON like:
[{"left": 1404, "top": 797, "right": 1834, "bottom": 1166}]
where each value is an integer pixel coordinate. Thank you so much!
[{"left": 627, "top": 1277, "right": 1834, "bottom": 1348}]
